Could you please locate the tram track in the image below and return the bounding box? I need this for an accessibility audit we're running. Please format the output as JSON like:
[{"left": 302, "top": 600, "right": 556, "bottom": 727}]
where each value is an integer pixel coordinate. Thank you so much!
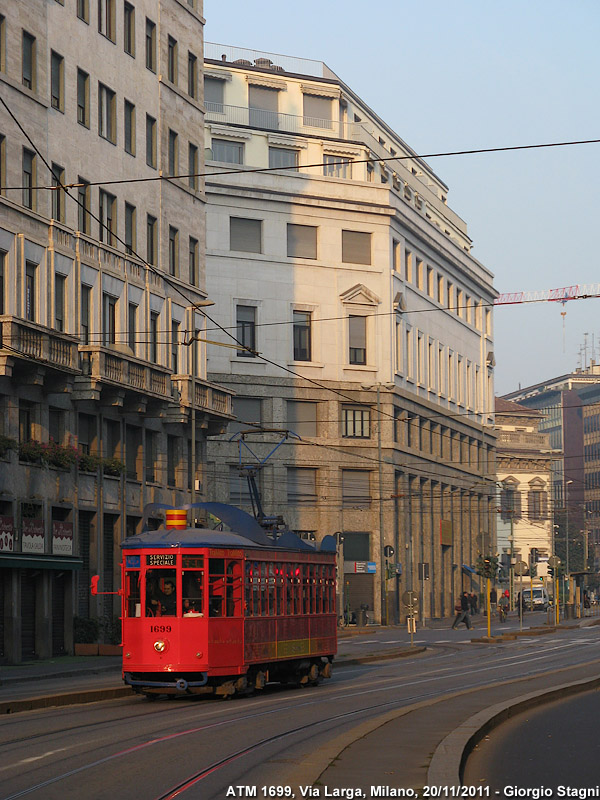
[{"left": 3, "top": 635, "right": 600, "bottom": 800}]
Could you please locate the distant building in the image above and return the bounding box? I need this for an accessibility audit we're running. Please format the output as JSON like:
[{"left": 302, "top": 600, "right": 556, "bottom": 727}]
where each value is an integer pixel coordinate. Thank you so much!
[
  {"left": 495, "top": 398, "right": 558, "bottom": 585},
  {"left": 203, "top": 43, "right": 497, "bottom": 623},
  {"left": 0, "top": 0, "right": 233, "bottom": 663},
  {"left": 504, "top": 364, "right": 600, "bottom": 573}
]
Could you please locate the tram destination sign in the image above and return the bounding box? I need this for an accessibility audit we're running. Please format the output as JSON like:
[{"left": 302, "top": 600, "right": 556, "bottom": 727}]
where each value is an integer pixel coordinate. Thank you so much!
[{"left": 147, "top": 554, "right": 176, "bottom": 566}]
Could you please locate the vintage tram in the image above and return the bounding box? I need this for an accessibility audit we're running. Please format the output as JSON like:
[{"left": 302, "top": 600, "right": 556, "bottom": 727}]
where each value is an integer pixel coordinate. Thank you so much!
[{"left": 94, "top": 503, "right": 337, "bottom": 698}]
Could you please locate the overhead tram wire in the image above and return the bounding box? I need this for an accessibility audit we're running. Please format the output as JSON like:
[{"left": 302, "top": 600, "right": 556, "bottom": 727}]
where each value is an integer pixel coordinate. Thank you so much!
[{"left": 3, "top": 135, "right": 600, "bottom": 193}]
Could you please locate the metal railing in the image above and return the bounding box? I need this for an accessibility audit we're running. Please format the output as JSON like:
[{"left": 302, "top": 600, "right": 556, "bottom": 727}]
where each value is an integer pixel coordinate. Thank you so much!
[{"left": 205, "top": 42, "right": 336, "bottom": 79}]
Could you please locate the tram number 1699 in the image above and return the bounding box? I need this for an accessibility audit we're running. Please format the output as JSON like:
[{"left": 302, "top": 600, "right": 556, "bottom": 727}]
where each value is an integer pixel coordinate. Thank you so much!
[{"left": 150, "top": 625, "right": 172, "bottom": 633}]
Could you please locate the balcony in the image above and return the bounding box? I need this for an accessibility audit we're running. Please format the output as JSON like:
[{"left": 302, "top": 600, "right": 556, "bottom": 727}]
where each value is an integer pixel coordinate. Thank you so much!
[
  {"left": 0, "top": 316, "right": 80, "bottom": 379},
  {"left": 170, "top": 375, "right": 234, "bottom": 432},
  {"left": 75, "top": 346, "right": 172, "bottom": 404},
  {"left": 497, "top": 431, "right": 551, "bottom": 450},
  {"left": 206, "top": 102, "right": 345, "bottom": 137}
]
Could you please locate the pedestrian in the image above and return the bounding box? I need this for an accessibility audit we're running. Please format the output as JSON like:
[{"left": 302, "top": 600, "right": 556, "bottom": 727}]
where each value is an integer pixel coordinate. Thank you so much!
[
  {"left": 490, "top": 586, "right": 498, "bottom": 613},
  {"left": 451, "top": 591, "right": 472, "bottom": 629},
  {"left": 469, "top": 592, "right": 478, "bottom": 615}
]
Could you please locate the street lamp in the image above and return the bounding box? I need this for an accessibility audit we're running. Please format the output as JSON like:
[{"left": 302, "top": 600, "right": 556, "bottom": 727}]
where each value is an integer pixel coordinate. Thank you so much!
[
  {"left": 565, "top": 479, "right": 573, "bottom": 615},
  {"left": 361, "top": 382, "right": 394, "bottom": 625}
]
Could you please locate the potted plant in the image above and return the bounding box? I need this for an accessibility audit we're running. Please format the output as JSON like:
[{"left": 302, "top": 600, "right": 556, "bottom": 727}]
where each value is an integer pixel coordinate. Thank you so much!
[
  {"left": 0, "top": 434, "right": 17, "bottom": 459},
  {"left": 103, "top": 457, "right": 126, "bottom": 477},
  {"left": 77, "top": 451, "right": 101, "bottom": 472},
  {"left": 18, "top": 440, "right": 46, "bottom": 465},
  {"left": 45, "top": 440, "right": 78, "bottom": 469},
  {"left": 73, "top": 615, "right": 100, "bottom": 656}
]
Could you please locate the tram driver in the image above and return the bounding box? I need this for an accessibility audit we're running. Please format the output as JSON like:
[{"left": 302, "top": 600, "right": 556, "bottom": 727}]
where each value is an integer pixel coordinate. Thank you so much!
[{"left": 146, "top": 571, "right": 177, "bottom": 616}]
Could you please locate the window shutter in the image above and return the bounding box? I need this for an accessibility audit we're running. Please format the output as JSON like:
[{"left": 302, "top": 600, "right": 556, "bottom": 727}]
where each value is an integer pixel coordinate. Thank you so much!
[
  {"left": 287, "top": 224, "right": 317, "bottom": 259},
  {"left": 303, "top": 94, "right": 332, "bottom": 125},
  {"left": 342, "top": 230, "right": 371, "bottom": 264},
  {"left": 249, "top": 85, "right": 278, "bottom": 111},
  {"left": 230, "top": 217, "right": 262, "bottom": 253}
]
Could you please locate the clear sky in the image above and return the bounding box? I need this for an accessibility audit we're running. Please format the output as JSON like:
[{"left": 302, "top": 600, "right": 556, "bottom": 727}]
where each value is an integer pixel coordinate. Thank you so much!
[{"left": 204, "top": 0, "right": 600, "bottom": 395}]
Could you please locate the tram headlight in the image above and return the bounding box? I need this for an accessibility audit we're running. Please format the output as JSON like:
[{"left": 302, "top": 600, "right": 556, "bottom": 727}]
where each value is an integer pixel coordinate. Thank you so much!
[{"left": 153, "top": 639, "right": 167, "bottom": 653}]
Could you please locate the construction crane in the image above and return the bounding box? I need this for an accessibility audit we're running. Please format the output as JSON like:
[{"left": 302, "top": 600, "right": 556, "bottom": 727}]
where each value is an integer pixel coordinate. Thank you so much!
[{"left": 495, "top": 284, "right": 600, "bottom": 305}]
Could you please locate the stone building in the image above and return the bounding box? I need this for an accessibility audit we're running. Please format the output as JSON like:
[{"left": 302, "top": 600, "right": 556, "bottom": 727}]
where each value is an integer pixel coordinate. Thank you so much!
[
  {"left": 495, "top": 398, "right": 557, "bottom": 588},
  {"left": 203, "top": 44, "right": 497, "bottom": 624},
  {"left": 0, "top": 0, "right": 233, "bottom": 663}
]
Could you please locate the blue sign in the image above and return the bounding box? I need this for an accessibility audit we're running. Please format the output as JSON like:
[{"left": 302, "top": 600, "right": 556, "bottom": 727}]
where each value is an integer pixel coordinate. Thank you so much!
[
  {"left": 367, "top": 561, "right": 377, "bottom": 573},
  {"left": 125, "top": 555, "right": 141, "bottom": 568}
]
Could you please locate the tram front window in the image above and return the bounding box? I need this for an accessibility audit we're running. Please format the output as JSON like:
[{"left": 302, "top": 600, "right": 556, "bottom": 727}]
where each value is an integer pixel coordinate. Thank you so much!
[
  {"left": 146, "top": 569, "right": 177, "bottom": 616},
  {"left": 183, "top": 570, "right": 204, "bottom": 616}
]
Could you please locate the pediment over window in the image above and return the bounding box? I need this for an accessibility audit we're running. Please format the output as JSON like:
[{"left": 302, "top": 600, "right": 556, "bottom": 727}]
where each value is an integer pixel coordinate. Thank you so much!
[{"left": 340, "top": 284, "right": 381, "bottom": 306}]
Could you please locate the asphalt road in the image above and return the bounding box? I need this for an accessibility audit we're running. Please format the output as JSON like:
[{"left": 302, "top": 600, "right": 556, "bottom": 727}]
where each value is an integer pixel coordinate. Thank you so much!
[
  {"left": 463, "top": 687, "right": 600, "bottom": 791},
  {"left": 2, "top": 623, "right": 600, "bottom": 800}
]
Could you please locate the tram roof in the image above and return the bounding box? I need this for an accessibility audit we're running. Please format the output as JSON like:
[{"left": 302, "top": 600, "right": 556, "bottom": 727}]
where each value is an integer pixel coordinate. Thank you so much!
[{"left": 122, "top": 502, "right": 336, "bottom": 554}]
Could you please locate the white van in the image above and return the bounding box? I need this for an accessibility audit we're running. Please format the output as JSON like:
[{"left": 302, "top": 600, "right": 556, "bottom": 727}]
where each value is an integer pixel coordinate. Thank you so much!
[{"left": 521, "top": 586, "right": 550, "bottom": 610}]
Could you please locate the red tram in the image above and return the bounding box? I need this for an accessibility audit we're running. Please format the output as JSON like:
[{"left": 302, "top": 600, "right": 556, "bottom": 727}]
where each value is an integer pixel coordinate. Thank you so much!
[{"left": 94, "top": 503, "right": 337, "bottom": 698}]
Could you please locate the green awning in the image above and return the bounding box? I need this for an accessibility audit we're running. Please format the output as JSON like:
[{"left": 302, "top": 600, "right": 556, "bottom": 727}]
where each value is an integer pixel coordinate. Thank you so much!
[{"left": 0, "top": 553, "right": 83, "bottom": 570}]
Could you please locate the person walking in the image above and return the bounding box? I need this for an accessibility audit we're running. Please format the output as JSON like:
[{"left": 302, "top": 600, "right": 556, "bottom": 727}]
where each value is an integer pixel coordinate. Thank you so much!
[
  {"left": 451, "top": 591, "right": 472, "bottom": 629},
  {"left": 469, "top": 592, "right": 478, "bottom": 615},
  {"left": 490, "top": 586, "right": 498, "bottom": 614}
]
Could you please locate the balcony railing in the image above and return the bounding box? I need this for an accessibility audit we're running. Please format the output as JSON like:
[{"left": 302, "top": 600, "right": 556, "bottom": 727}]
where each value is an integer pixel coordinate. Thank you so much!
[
  {"left": 207, "top": 102, "right": 344, "bottom": 137},
  {"left": 205, "top": 42, "right": 336, "bottom": 79},
  {"left": 172, "top": 375, "right": 234, "bottom": 418},
  {"left": 497, "top": 431, "right": 551, "bottom": 448},
  {"left": 0, "top": 316, "right": 79, "bottom": 372},
  {"left": 77, "top": 346, "right": 172, "bottom": 399}
]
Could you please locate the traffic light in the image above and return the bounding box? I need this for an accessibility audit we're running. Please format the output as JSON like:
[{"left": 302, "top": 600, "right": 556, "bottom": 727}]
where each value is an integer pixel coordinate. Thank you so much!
[{"left": 548, "top": 565, "right": 554, "bottom": 578}]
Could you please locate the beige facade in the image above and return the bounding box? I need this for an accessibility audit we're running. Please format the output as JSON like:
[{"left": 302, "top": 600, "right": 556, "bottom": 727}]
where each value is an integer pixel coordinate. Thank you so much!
[
  {"left": 0, "top": 0, "right": 234, "bottom": 664},
  {"left": 203, "top": 45, "right": 497, "bottom": 624}
]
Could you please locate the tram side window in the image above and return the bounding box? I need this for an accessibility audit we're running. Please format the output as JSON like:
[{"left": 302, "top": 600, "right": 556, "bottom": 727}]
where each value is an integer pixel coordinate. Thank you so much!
[
  {"left": 268, "top": 563, "right": 276, "bottom": 616},
  {"left": 146, "top": 569, "right": 177, "bottom": 616},
  {"left": 182, "top": 569, "right": 204, "bottom": 616},
  {"left": 276, "top": 565, "right": 284, "bottom": 615},
  {"left": 125, "top": 570, "right": 141, "bottom": 617},
  {"left": 226, "top": 560, "right": 242, "bottom": 616},
  {"left": 285, "top": 564, "right": 292, "bottom": 615},
  {"left": 245, "top": 562, "right": 253, "bottom": 616},
  {"left": 209, "top": 558, "right": 225, "bottom": 617}
]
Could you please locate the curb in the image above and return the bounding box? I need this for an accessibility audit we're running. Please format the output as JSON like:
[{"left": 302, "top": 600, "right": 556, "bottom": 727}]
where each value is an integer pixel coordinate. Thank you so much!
[
  {"left": 427, "top": 673, "right": 600, "bottom": 786},
  {"left": 0, "top": 663, "right": 122, "bottom": 686}
]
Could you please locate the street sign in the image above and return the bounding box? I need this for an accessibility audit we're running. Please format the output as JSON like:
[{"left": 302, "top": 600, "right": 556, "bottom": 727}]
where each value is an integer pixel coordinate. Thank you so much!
[
  {"left": 514, "top": 560, "right": 528, "bottom": 576},
  {"left": 384, "top": 545, "right": 395, "bottom": 558},
  {"left": 548, "top": 555, "right": 561, "bottom": 568},
  {"left": 402, "top": 590, "right": 419, "bottom": 607},
  {"left": 407, "top": 616, "right": 416, "bottom": 633},
  {"left": 418, "top": 562, "right": 430, "bottom": 580},
  {"left": 344, "top": 561, "right": 377, "bottom": 574}
]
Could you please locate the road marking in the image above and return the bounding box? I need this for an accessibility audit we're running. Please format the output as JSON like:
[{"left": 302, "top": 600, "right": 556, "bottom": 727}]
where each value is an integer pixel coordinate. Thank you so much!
[
  {"left": 381, "top": 640, "right": 403, "bottom": 644},
  {"left": 0, "top": 748, "right": 70, "bottom": 774}
]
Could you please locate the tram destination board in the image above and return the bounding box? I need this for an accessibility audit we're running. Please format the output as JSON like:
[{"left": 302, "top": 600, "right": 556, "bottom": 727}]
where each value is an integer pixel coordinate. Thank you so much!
[{"left": 146, "top": 554, "right": 176, "bottom": 566}]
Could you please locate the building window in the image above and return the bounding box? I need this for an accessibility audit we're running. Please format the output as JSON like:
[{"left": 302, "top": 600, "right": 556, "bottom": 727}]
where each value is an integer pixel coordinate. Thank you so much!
[
  {"left": 128, "top": 303, "right": 137, "bottom": 353},
  {"left": 303, "top": 94, "right": 332, "bottom": 128},
  {"left": 349, "top": 315, "right": 366, "bottom": 365},
  {"left": 145, "top": 18, "right": 156, "bottom": 71},
  {"left": 77, "top": 177, "right": 91, "bottom": 234},
  {"left": 188, "top": 52, "right": 197, "bottom": 98},
  {"left": 125, "top": 202, "right": 136, "bottom": 254},
  {"left": 287, "top": 224, "right": 317, "bottom": 259},
  {"left": 167, "top": 36, "right": 178, "bottom": 83},
  {"left": 150, "top": 311, "right": 159, "bottom": 362},
  {"left": 54, "top": 273, "right": 66, "bottom": 331},
  {"left": 124, "top": 100, "right": 135, "bottom": 155},
  {"left": 19, "top": 400, "right": 35, "bottom": 443},
  {"left": 268, "top": 146, "right": 298, "bottom": 170},
  {"left": 204, "top": 77, "right": 224, "bottom": 113},
  {"left": 171, "top": 320, "right": 180, "bottom": 373},
  {"left": 0, "top": 251, "right": 5, "bottom": 314},
  {"left": 229, "top": 466, "right": 253, "bottom": 505},
  {"left": 102, "top": 293, "right": 117, "bottom": 345},
  {"left": 168, "top": 226, "right": 179, "bottom": 276},
  {"left": 125, "top": 425, "right": 142, "bottom": 480},
  {"left": 146, "top": 114, "right": 156, "bottom": 168},
  {"left": 146, "top": 215, "right": 157, "bottom": 265},
  {"left": 211, "top": 138, "right": 243, "bottom": 164},
  {"left": 98, "top": 83, "right": 116, "bottom": 143},
  {"left": 342, "top": 230, "right": 371, "bottom": 264},
  {"left": 342, "top": 406, "right": 370, "bottom": 438},
  {"left": 22, "top": 148, "right": 35, "bottom": 210},
  {"left": 287, "top": 401, "right": 317, "bottom": 438},
  {"left": 25, "top": 262, "right": 36, "bottom": 321},
  {"left": 168, "top": 129, "right": 178, "bottom": 176},
  {"left": 124, "top": 2, "right": 135, "bottom": 56},
  {"left": 77, "top": 68, "right": 89, "bottom": 127},
  {"left": 50, "top": 51, "right": 64, "bottom": 111},
  {"left": 230, "top": 217, "right": 261, "bottom": 253},
  {"left": 77, "top": 0, "right": 89, "bottom": 23},
  {"left": 287, "top": 468, "right": 317, "bottom": 505},
  {"left": 78, "top": 413, "right": 96, "bottom": 455},
  {"left": 80, "top": 285, "right": 91, "bottom": 343},
  {"left": 236, "top": 305, "right": 256, "bottom": 357},
  {"left": 528, "top": 487, "right": 547, "bottom": 521},
  {"left": 22, "top": 31, "right": 36, "bottom": 90},
  {"left": 229, "top": 396, "right": 261, "bottom": 434},
  {"left": 0, "top": 16, "right": 4, "bottom": 75},
  {"left": 500, "top": 482, "right": 521, "bottom": 521},
  {"left": 293, "top": 310, "right": 311, "bottom": 361},
  {"left": 342, "top": 470, "right": 371, "bottom": 508},
  {"left": 98, "top": 0, "right": 115, "bottom": 42},
  {"left": 99, "top": 189, "right": 116, "bottom": 245},
  {"left": 189, "top": 237, "right": 198, "bottom": 285},
  {"left": 323, "top": 154, "right": 351, "bottom": 178},
  {"left": 0, "top": 134, "right": 5, "bottom": 196},
  {"left": 188, "top": 143, "right": 198, "bottom": 190},
  {"left": 51, "top": 163, "right": 66, "bottom": 222}
]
